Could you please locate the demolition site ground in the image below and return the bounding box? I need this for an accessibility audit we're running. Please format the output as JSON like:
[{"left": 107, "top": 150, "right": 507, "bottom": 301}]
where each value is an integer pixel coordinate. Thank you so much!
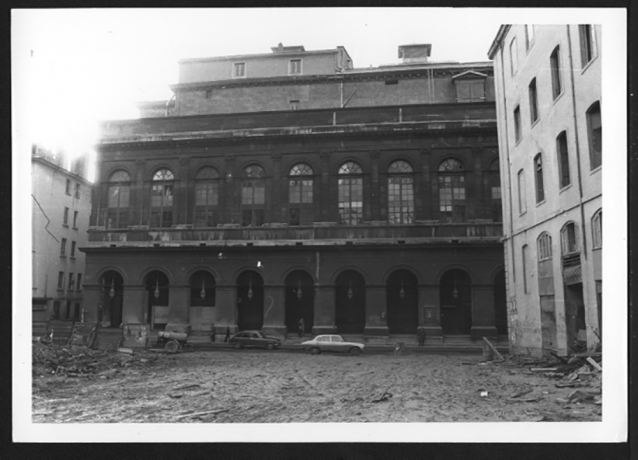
[{"left": 32, "top": 343, "right": 602, "bottom": 423}]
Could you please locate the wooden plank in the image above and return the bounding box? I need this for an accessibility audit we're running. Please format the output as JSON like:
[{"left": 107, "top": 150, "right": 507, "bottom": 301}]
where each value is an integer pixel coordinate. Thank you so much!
[
  {"left": 481, "top": 336, "right": 504, "bottom": 361},
  {"left": 586, "top": 356, "right": 602, "bottom": 371}
]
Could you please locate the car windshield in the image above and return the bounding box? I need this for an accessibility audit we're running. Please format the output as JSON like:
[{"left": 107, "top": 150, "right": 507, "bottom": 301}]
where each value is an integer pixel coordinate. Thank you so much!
[{"left": 332, "top": 336, "right": 344, "bottom": 343}]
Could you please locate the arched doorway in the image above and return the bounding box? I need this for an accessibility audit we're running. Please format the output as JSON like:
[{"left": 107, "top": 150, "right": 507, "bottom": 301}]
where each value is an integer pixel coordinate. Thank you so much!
[
  {"left": 145, "top": 271, "right": 169, "bottom": 330},
  {"left": 493, "top": 270, "right": 508, "bottom": 336},
  {"left": 285, "top": 271, "right": 314, "bottom": 335},
  {"left": 386, "top": 270, "right": 418, "bottom": 334},
  {"left": 439, "top": 269, "right": 472, "bottom": 335},
  {"left": 189, "top": 271, "right": 216, "bottom": 332},
  {"left": 237, "top": 271, "right": 264, "bottom": 331},
  {"left": 335, "top": 270, "right": 366, "bottom": 334},
  {"left": 102, "top": 271, "right": 124, "bottom": 328}
]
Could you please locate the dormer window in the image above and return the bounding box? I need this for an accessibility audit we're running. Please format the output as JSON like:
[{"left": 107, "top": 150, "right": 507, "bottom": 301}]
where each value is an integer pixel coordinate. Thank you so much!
[
  {"left": 289, "top": 59, "right": 302, "bottom": 75},
  {"left": 233, "top": 62, "right": 246, "bottom": 78},
  {"left": 452, "top": 71, "right": 487, "bottom": 103}
]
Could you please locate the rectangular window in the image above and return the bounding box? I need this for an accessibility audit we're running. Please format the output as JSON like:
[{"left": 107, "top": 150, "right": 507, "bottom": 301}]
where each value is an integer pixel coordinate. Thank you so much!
[
  {"left": 289, "top": 59, "right": 302, "bottom": 75},
  {"left": 579, "top": 25, "right": 595, "bottom": 66},
  {"left": 438, "top": 175, "right": 466, "bottom": 222},
  {"left": 205, "top": 89, "right": 212, "bottom": 99},
  {"left": 514, "top": 106, "right": 522, "bottom": 142},
  {"left": 60, "top": 238, "right": 67, "bottom": 256},
  {"left": 68, "top": 273, "right": 74, "bottom": 290},
  {"left": 522, "top": 245, "right": 529, "bottom": 294},
  {"left": 65, "top": 179, "right": 71, "bottom": 195},
  {"left": 71, "top": 241, "right": 76, "bottom": 258},
  {"left": 534, "top": 155, "right": 545, "bottom": 203},
  {"left": 233, "top": 62, "right": 246, "bottom": 78},
  {"left": 587, "top": 102, "right": 602, "bottom": 169},
  {"left": 290, "top": 100, "right": 299, "bottom": 110},
  {"left": 509, "top": 37, "right": 518, "bottom": 75},
  {"left": 529, "top": 78, "right": 538, "bottom": 124},
  {"left": 550, "top": 46, "right": 562, "bottom": 100},
  {"left": 517, "top": 169, "right": 527, "bottom": 214},
  {"left": 73, "top": 211, "right": 78, "bottom": 228},
  {"left": 388, "top": 176, "right": 414, "bottom": 224},
  {"left": 455, "top": 81, "right": 486, "bottom": 103},
  {"left": 74, "top": 182, "right": 80, "bottom": 199},
  {"left": 63, "top": 207, "right": 69, "bottom": 225},
  {"left": 592, "top": 211, "right": 602, "bottom": 248},
  {"left": 242, "top": 209, "right": 264, "bottom": 227},
  {"left": 557, "top": 131, "right": 571, "bottom": 188},
  {"left": 76, "top": 273, "right": 82, "bottom": 291},
  {"left": 338, "top": 177, "right": 363, "bottom": 225},
  {"left": 525, "top": 25, "right": 535, "bottom": 50},
  {"left": 58, "top": 271, "right": 65, "bottom": 289}
]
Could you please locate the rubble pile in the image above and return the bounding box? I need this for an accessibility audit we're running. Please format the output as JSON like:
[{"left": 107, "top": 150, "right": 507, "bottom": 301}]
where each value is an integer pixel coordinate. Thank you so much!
[{"left": 32, "top": 342, "right": 158, "bottom": 378}]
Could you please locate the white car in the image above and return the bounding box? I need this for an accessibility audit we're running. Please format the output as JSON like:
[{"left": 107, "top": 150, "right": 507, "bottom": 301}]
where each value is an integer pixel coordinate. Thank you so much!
[{"left": 301, "top": 334, "right": 365, "bottom": 356}]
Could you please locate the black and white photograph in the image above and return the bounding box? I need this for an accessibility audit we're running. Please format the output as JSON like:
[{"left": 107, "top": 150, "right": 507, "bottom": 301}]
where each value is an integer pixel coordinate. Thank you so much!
[{"left": 12, "top": 7, "right": 627, "bottom": 443}]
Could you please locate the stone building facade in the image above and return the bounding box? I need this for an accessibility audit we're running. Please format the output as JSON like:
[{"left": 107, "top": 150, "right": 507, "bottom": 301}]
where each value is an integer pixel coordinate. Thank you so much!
[
  {"left": 82, "top": 44, "right": 506, "bottom": 340},
  {"left": 488, "top": 26, "right": 602, "bottom": 356}
]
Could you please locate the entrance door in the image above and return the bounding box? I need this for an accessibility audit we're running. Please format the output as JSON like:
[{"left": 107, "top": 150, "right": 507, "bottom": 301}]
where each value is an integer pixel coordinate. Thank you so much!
[
  {"left": 386, "top": 270, "right": 418, "bottom": 334},
  {"left": 493, "top": 270, "right": 508, "bottom": 335},
  {"left": 146, "top": 271, "right": 169, "bottom": 330},
  {"left": 335, "top": 270, "right": 365, "bottom": 334},
  {"left": 439, "top": 269, "right": 472, "bottom": 335},
  {"left": 237, "top": 271, "right": 264, "bottom": 331},
  {"left": 285, "top": 271, "right": 314, "bottom": 335},
  {"left": 102, "top": 271, "right": 124, "bottom": 328}
]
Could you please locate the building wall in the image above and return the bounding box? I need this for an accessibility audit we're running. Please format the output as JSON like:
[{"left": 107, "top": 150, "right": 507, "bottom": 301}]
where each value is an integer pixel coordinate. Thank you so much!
[
  {"left": 491, "top": 25, "right": 602, "bottom": 356},
  {"left": 32, "top": 156, "right": 92, "bottom": 323}
]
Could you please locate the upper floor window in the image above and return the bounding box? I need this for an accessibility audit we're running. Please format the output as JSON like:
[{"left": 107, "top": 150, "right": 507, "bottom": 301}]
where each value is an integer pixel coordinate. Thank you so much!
[
  {"left": 452, "top": 71, "right": 487, "bottom": 103},
  {"left": 63, "top": 207, "right": 69, "bottom": 226},
  {"left": 150, "top": 168, "right": 174, "bottom": 228},
  {"left": 579, "top": 25, "right": 596, "bottom": 67},
  {"left": 338, "top": 161, "right": 363, "bottom": 225},
  {"left": 561, "top": 222, "right": 580, "bottom": 255},
  {"left": 529, "top": 78, "right": 539, "bottom": 124},
  {"left": 74, "top": 182, "right": 81, "bottom": 199},
  {"left": 65, "top": 179, "right": 71, "bottom": 195},
  {"left": 76, "top": 273, "right": 82, "bottom": 291},
  {"left": 525, "top": 25, "right": 535, "bottom": 50},
  {"left": 556, "top": 131, "right": 571, "bottom": 188},
  {"left": 194, "top": 167, "right": 220, "bottom": 228},
  {"left": 592, "top": 210, "right": 602, "bottom": 248},
  {"left": 241, "top": 165, "right": 265, "bottom": 227},
  {"left": 538, "top": 232, "right": 552, "bottom": 261},
  {"left": 288, "top": 163, "right": 314, "bottom": 226},
  {"left": 73, "top": 211, "right": 78, "bottom": 228},
  {"left": 517, "top": 169, "right": 527, "bottom": 214},
  {"left": 587, "top": 101, "right": 602, "bottom": 169},
  {"left": 534, "top": 154, "right": 545, "bottom": 203},
  {"left": 550, "top": 46, "right": 562, "bottom": 100},
  {"left": 233, "top": 62, "right": 246, "bottom": 78},
  {"left": 57, "top": 271, "right": 64, "bottom": 289},
  {"left": 514, "top": 106, "right": 522, "bottom": 142},
  {"left": 60, "top": 238, "right": 67, "bottom": 256},
  {"left": 490, "top": 159, "right": 502, "bottom": 223},
  {"left": 522, "top": 244, "right": 530, "bottom": 294},
  {"left": 107, "top": 170, "right": 131, "bottom": 229},
  {"left": 438, "top": 159, "right": 465, "bottom": 222},
  {"left": 509, "top": 37, "right": 518, "bottom": 75},
  {"left": 70, "top": 241, "right": 76, "bottom": 258},
  {"left": 289, "top": 59, "right": 302, "bottom": 75},
  {"left": 387, "top": 160, "right": 414, "bottom": 224},
  {"left": 68, "top": 272, "right": 75, "bottom": 290}
]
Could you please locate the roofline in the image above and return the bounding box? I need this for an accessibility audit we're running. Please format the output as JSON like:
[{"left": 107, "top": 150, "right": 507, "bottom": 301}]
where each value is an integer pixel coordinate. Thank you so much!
[
  {"left": 178, "top": 48, "right": 342, "bottom": 64},
  {"left": 487, "top": 25, "right": 511, "bottom": 60},
  {"left": 31, "top": 156, "right": 93, "bottom": 186}
]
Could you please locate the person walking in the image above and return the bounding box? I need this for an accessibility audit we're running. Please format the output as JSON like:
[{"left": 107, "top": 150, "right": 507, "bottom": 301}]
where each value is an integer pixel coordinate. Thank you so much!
[
  {"left": 298, "top": 318, "right": 305, "bottom": 338},
  {"left": 224, "top": 326, "right": 231, "bottom": 342}
]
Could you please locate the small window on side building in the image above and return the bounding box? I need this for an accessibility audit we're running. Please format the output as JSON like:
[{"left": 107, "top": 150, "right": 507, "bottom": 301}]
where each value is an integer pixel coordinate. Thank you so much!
[
  {"left": 534, "top": 154, "right": 545, "bottom": 203},
  {"left": 579, "top": 25, "right": 596, "bottom": 67},
  {"left": 289, "top": 59, "right": 302, "bottom": 75},
  {"left": 509, "top": 37, "right": 518, "bottom": 75},
  {"left": 514, "top": 106, "right": 522, "bottom": 142},
  {"left": 525, "top": 25, "right": 535, "bottom": 50},
  {"left": 587, "top": 101, "right": 602, "bottom": 169},
  {"left": 233, "top": 62, "right": 246, "bottom": 78},
  {"left": 63, "top": 207, "right": 69, "bottom": 225},
  {"left": 550, "top": 46, "right": 562, "bottom": 100},
  {"left": 529, "top": 78, "right": 538, "bottom": 124},
  {"left": 556, "top": 131, "right": 571, "bottom": 188},
  {"left": 65, "top": 179, "right": 71, "bottom": 195}
]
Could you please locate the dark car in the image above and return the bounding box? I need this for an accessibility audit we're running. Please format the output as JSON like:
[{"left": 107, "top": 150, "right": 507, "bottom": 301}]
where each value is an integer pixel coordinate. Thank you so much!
[{"left": 229, "top": 330, "right": 281, "bottom": 350}]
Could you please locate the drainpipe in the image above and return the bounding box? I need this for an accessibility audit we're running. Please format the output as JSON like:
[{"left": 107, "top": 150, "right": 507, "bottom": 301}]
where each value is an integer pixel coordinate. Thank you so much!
[
  {"left": 165, "top": 93, "right": 176, "bottom": 117},
  {"left": 566, "top": 25, "right": 588, "bottom": 260}
]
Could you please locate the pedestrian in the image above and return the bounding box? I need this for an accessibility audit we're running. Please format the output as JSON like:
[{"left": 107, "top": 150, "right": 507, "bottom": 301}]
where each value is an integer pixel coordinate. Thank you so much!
[
  {"left": 210, "top": 323, "right": 216, "bottom": 343},
  {"left": 298, "top": 318, "right": 305, "bottom": 338},
  {"left": 224, "top": 326, "right": 231, "bottom": 342},
  {"left": 417, "top": 328, "right": 425, "bottom": 347}
]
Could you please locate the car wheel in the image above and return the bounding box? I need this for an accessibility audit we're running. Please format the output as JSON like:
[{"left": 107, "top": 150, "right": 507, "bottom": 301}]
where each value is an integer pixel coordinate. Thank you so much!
[
  {"left": 310, "top": 347, "right": 321, "bottom": 355},
  {"left": 266, "top": 343, "right": 274, "bottom": 350},
  {"left": 233, "top": 342, "right": 242, "bottom": 349},
  {"left": 165, "top": 340, "right": 180, "bottom": 354},
  {"left": 349, "top": 347, "right": 361, "bottom": 356}
]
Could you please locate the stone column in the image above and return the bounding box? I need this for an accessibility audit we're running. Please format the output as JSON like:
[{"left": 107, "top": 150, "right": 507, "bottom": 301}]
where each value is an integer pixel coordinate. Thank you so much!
[
  {"left": 471, "top": 147, "right": 484, "bottom": 220},
  {"left": 470, "top": 285, "right": 497, "bottom": 339},
  {"left": 364, "top": 285, "right": 388, "bottom": 336},
  {"left": 262, "top": 284, "right": 286, "bottom": 336},
  {"left": 166, "top": 285, "right": 191, "bottom": 333},
  {"left": 176, "top": 156, "right": 190, "bottom": 225},
  {"left": 369, "top": 150, "right": 381, "bottom": 221},
  {"left": 81, "top": 283, "right": 103, "bottom": 324},
  {"left": 223, "top": 155, "right": 236, "bottom": 225},
  {"left": 319, "top": 152, "right": 332, "bottom": 222},
  {"left": 270, "top": 154, "right": 282, "bottom": 224},
  {"left": 419, "top": 149, "right": 432, "bottom": 220},
  {"left": 121, "top": 284, "right": 146, "bottom": 324},
  {"left": 215, "top": 284, "right": 238, "bottom": 333},
  {"left": 419, "top": 284, "right": 443, "bottom": 337},
  {"left": 313, "top": 284, "right": 337, "bottom": 335},
  {"left": 133, "top": 159, "right": 147, "bottom": 226}
]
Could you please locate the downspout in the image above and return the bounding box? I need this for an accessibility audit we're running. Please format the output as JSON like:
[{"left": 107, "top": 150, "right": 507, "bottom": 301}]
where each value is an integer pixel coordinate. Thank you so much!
[
  {"left": 165, "top": 93, "right": 176, "bottom": 117},
  {"left": 566, "top": 25, "right": 588, "bottom": 260}
]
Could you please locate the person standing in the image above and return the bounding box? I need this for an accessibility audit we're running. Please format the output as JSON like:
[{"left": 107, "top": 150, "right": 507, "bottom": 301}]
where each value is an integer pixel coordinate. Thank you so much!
[
  {"left": 224, "top": 326, "right": 231, "bottom": 342},
  {"left": 417, "top": 328, "right": 425, "bottom": 347},
  {"left": 298, "top": 318, "right": 305, "bottom": 338}
]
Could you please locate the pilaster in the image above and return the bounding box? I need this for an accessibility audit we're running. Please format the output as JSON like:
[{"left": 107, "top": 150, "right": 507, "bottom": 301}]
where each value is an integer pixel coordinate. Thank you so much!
[
  {"left": 364, "top": 285, "right": 388, "bottom": 336},
  {"left": 419, "top": 284, "right": 443, "bottom": 337},
  {"left": 313, "top": 284, "right": 337, "bottom": 335},
  {"left": 470, "top": 285, "right": 498, "bottom": 339}
]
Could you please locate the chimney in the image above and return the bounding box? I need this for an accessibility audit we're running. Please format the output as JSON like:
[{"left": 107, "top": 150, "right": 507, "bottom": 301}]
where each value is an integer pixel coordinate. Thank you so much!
[{"left": 398, "top": 44, "right": 432, "bottom": 64}]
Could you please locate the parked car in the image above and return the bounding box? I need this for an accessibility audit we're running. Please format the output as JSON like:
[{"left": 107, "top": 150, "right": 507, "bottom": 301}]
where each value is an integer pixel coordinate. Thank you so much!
[
  {"left": 229, "top": 330, "right": 281, "bottom": 350},
  {"left": 301, "top": 335, "right": 365, "bottom": 356}
]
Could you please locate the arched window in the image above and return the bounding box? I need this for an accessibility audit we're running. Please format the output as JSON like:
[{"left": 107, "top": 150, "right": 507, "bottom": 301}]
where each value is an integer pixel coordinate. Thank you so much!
[
  {"left": 587, "top": 102, "right": 602, "bottom": 169},
  {"left": 438, "top": 159, "right": 465, "bottom": 222},
  {"left": 592, "top": 210, "right": 602, "bottom": 248},
  {"left": 106, "top": 170, "right": 130, "bottom": 228},
  {"left": 338, "top": 161, "right": 363, "bottom": 225},
  {"left": 537, "top": 232, "right": 552, "bottom": 261},
  {"left": 194, "top": 167, "right": 219, "bottom": 227},
  {"left": 534, "top": 154, "right": 545, "bottom": 203},
  {"left": 150, "top": 168, "right": 174, "bottom": 228},
  {"left": 490, "top": 159, "right": 502, "bottom": 222},
  {"left": 241, "top": 165, "right": 265, "bottom": 227},
  {"left": 288, "top": 163, "right": 313, "bottom": 226},
  {"left": 561, "top": 222, "right": 580, "bottom": 255},
  {"left": 387, "top": 160, "right": 414, "bottom": 224}
]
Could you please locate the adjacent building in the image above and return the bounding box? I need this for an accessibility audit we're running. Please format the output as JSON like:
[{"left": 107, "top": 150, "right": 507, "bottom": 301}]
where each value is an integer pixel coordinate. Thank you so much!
[
  {"left": 81, "top": 44, "right": 506, "bottom": 342},
  {"left": 32, "top": 145, "right": 92, "bottom": 329},
  {"left": 488, "top": 25, "right": 602, "bottom": 356}
]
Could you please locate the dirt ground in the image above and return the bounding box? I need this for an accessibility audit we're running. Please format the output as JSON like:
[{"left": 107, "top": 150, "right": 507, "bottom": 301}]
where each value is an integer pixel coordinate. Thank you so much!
[{"left": 32, "top": 344, "right": 602, "bottom": 423}]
